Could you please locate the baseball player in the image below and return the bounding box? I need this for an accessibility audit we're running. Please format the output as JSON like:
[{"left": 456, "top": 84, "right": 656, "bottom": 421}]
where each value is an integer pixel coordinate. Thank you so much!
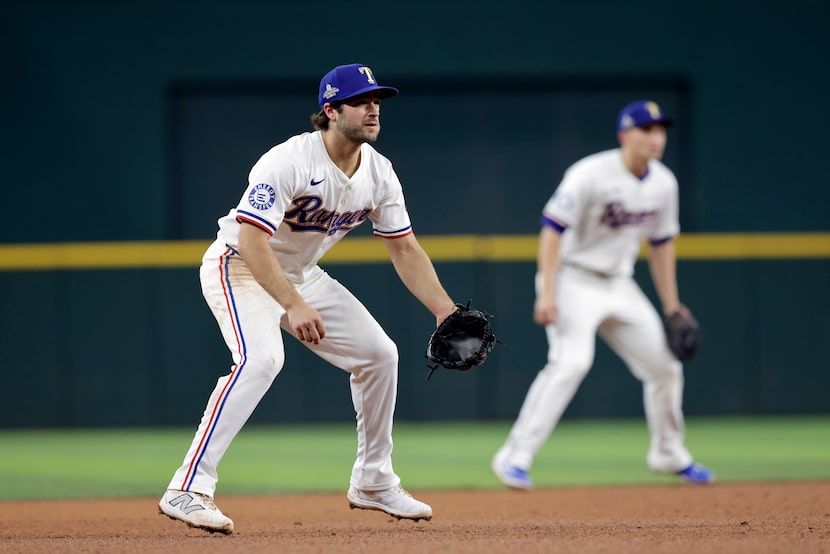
[
  {"left": 159, "top": 63, "right": 458, "bottom": 534},
  {"left": 491, "top": 100, "right": 715, "bottom": 490}
]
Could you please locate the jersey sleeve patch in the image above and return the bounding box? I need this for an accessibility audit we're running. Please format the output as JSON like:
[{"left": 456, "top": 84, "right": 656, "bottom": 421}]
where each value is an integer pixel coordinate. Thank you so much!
[{"left": 247, "top": 183, "right": 277, "bottom": 210}]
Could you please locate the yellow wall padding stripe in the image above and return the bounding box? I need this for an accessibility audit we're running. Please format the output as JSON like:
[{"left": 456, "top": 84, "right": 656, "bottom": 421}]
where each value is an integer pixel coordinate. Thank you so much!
[
  {"left": 673, "top": 233, "right": 830, "bottom": 259},
  {"left": 0, "top": 241, "right": 210, "bottom": 270},
  {"left": 0, "top": 233, "right": 828, "bottom": 271}
]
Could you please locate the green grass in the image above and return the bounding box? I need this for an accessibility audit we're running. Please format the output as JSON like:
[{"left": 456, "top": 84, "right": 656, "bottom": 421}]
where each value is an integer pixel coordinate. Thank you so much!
[{"left": 0, "top": 416, "right": 828, "bottom": 501}]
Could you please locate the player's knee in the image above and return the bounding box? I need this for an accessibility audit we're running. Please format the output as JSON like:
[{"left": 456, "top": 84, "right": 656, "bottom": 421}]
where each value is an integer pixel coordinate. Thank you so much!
[
  {"left": 666, "top": 362, "right": 684, "bottom": 383},
  {"left": 240, "top": 351, "right": 285, "bottom": 382},
  {"left": 649, "top": 359, "right": 684, "bottom": 384},
  {"left": 542, "top": 358, "right": 592, "bottom": 382},
  {"left": 352, "top": 336, "right": 398, "bottom": 377},
  {"left": 371, "top": 336, "right": 399, "bottom": 368}
]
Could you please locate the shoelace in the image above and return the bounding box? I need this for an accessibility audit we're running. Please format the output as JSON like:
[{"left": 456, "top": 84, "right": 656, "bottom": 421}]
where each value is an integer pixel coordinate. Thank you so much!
[{"left": 393, "top": 485, "right": 413, "bottom": 498}]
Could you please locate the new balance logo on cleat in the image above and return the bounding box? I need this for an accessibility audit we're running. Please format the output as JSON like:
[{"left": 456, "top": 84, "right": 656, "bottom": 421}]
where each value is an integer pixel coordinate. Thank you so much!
[
  {"left": 159, "top": 489, "right": 234, "bottom": 534},
  {"left": 167, "top": 492, "right": 206, "bottom": 514}
]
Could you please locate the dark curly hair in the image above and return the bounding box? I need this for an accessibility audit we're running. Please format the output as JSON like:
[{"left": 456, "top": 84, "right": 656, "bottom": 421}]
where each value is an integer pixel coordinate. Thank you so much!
[{"left": 309, "top": 103, "right": 343, "bottom": 130}]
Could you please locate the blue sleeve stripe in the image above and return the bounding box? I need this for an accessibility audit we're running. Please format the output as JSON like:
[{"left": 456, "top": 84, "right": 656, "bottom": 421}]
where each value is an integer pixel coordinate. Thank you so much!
[
  {"left": 540, "top": 214, "right": 566, "bottom": 233},
  {"left": 649, "top": 235, "right": 675, "bottom": 246},
  {"left": 373, "top": 225, "right": 413, "bottom": 238},
  {"left": 236, "top": 210, "right": 277, "bottom": 233}
]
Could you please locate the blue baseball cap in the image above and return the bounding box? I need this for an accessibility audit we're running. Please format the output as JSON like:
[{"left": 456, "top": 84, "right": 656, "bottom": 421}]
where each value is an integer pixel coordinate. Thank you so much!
[
  {"left": 617, "top": 100, "right": 674, "bottom": 131},
  {"left": 318, "top": 63, "right": 399, "bottom": 109}
]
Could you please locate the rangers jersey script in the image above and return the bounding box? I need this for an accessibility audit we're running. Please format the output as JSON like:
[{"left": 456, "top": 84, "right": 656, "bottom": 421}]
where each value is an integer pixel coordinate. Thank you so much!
[
  {"left": 217, "top": 131, "right": 412, "bottom": 283},
  {"left": 542, "top": 148, "right": 679, "bottom": 277}
]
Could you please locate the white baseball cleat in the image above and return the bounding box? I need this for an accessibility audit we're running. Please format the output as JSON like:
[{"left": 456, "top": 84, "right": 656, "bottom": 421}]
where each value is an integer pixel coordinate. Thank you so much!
[
  {"left": 158, "top": 489, "right": 234, "bottom": 534},
  {"left": 347, "top": 484, "right": 433, "bottom": 521},
  {"left": 491, "top": 449, "right": 534, "bottom": 490},
  {"left": 676, "top": 462, "right": 716, "bottom": 484}
]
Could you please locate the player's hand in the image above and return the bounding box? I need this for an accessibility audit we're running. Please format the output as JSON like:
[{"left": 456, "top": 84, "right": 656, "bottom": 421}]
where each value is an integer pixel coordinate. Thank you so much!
[
  {"left": 533, "top": 294, "right": 558, "bottom": 326},
  {"left": 664, "top": 303, "right": 691, "bottom": 319},
  {"left": 286, "top": 304, "right": 326, "bottom": 344}
]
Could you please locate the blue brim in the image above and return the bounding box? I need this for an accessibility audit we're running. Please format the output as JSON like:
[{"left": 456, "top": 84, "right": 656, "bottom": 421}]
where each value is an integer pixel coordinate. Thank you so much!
[{"left": 322, "top": 85, "right": 399, "bottom": 108}]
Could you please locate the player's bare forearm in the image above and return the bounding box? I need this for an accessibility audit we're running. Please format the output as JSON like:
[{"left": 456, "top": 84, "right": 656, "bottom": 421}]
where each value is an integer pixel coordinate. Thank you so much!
[
  {"left": 238, "top": 223, "right": 304, "bottom": 307},
  {"left": 384, "top": 234, "right": 455, "bottom": 324},
  {"left": 237, "top": 222, "right": 325, "bottom": 342},
  {"left": 648, "top": 239, "right": 681, "bottom": 315},
  {"left": 537, "top": 226, "right": 562, "bottom": 294},
  {"left": 534, "top": 226, "right": 562, "bottom": 325}
]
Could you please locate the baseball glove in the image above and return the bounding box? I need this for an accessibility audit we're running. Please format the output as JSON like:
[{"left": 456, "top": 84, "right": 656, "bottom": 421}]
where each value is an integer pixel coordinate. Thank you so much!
[
  {"left": 425, "top": 300, "right": 497, "bottom": 379},
  {"left": 663, "top": 306, "right": 703, "bottom": 361}
]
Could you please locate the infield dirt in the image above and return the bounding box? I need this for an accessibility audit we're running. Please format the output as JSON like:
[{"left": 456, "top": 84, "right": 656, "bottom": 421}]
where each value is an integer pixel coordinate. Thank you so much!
[{"left": 1, "top": 481, "right": 828, "bottom": 553}]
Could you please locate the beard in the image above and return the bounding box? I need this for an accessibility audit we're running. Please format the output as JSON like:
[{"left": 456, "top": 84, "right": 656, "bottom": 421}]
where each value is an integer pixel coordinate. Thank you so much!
[{"left": 336, "top": 118, "right": 380, "bottom": 144}]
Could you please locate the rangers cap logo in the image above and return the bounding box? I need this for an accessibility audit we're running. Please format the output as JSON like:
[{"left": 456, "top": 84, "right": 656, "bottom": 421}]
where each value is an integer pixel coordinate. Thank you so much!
[
  {"left": 617, "top": 99, "right": 674, "bottom": 131},
  {"left": 318, "top": 63, "right": 399, "bottom": 109}
]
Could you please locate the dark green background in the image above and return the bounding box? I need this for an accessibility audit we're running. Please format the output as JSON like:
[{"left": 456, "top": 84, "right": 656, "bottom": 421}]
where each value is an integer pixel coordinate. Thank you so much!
[{"left": 2, "top": 1, "right": 828, "bottom": 427}]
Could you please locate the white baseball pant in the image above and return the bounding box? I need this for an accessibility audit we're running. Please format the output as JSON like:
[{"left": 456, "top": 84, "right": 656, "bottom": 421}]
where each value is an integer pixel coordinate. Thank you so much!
[
  {"left": 167, "top": 239, "right": 401, "bottom": 496},
  {"left": 499, "top": 264, "right": 693, "bottom": 473}
]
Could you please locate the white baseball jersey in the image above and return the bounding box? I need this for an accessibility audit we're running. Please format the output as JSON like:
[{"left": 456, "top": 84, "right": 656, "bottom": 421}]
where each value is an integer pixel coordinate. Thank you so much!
[
  {"left": 542, "top": 148, "right": 679, "bottom": 277},
  {"left": 217, "top": 130, "right": 412, "bottom": 283},
  {"left": 169, "top": 130, "right": 416, "bottom": 498},
  {"left": 494, "top": 147, "right": 694, "bottom": 478}
]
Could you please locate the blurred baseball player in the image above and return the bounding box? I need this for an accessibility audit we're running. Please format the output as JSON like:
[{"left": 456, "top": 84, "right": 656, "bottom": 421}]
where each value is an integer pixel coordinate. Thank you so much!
[
  {"left": 159, "top": 63, "right": 458, "bottom": 533},
  {"left": 492, "top": 100, "right": 714, "bottom": 490}
]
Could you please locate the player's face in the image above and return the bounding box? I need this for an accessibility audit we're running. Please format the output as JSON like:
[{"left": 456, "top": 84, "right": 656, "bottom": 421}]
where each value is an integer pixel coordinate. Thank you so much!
[
  {"left": 623, "top": 124, "right": 667, "bottom": 160},
  {"left": 334, "top": 94, "right": 382, "bottom": 144}
]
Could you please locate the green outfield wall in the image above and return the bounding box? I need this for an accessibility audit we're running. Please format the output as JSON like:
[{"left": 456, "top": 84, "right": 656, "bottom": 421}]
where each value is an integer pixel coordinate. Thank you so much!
[
  {"left": 2, "top": 1, "right": 828, "bottom": 427},
  {"left": 1, "top": 237, "right": 828, "bottom": 427}
]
